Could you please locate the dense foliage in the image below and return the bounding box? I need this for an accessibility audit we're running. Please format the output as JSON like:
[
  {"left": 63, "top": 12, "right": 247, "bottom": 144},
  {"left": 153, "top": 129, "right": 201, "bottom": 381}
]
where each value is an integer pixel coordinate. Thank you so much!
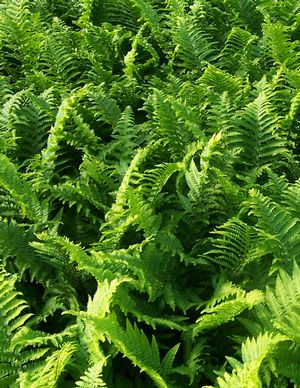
[{"left": 0, "top": 0, "right": 299, "bottom": 386}]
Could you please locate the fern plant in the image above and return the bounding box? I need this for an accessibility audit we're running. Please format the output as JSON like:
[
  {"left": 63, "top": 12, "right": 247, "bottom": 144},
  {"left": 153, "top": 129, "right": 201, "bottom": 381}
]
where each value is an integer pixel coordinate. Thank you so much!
[{"left": 0, "top": 0, "right": 300, "bottom": 386}]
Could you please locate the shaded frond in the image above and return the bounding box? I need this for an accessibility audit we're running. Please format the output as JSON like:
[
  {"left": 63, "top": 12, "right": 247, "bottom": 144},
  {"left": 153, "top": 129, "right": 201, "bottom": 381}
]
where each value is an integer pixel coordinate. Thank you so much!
[
  {"left": 206, "top": 218, "right": 261, "bottom": 274},
  {"left": 232, "top": 90, "right": 287, "bottom": 169},
  {"left": 172, "top": 17, "right": 217, "bottom": 71},
  {"left": 248, "top": 189, "right": 300, "bottom": 263}
]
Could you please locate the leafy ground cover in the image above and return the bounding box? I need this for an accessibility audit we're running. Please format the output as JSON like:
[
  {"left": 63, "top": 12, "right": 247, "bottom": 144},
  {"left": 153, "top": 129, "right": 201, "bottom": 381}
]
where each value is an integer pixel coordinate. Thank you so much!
[{"left": 0, "top": 0, "right": 300, "bottom": 387}]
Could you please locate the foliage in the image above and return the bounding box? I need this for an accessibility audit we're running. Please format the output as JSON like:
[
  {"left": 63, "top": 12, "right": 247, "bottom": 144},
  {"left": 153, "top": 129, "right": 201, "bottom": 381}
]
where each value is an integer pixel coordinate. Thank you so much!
[{"left": 0, "top": 0, "right": 299, "bottom": 386}]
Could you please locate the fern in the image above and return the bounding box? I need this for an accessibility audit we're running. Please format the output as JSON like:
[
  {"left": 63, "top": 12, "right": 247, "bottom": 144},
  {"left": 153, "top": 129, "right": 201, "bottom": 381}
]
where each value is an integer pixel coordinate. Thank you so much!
[
  {"left": 1, "top": 0, "right": 300, "bottom": 386},
  {"left": 193, "top": 287, "right": 264, "bottom": 336},
  {"left": 88, "top": 313, "right": 176, "bottom": 388},
  {"left": 172, "top": 16, "right": 217, "bottom": 72},
  {"left": 220, "top": 27, "right": 258, "bottom": 74},
  {"left": 76, "top": 363, "right": 108, "bottom": 387},
  {"left": 0, "top": 154, "right": 44, "bottom": 222},
  {"left": 248, "top": 189, "right": 300, "bottom": 264},
  {"left": 39, "top": 27, "right": 82, "bottom": 86},
  {"left": 216, "top": 333, "right": 285, "bottom": 388},
  {"left": 91, "top": 0, "right": 138, "bottom": 31},
  {"left": 233, "top": 89, "right": 287, "bottom": 169},
  {"left": 262, "top": 23, "right": 300, "bottom": 69},
  {"left": 18, "top": 342, "right": 77, "bottom": 388},
  {"left": 206, "top": 218, "right": 262, "bottom": 275}
]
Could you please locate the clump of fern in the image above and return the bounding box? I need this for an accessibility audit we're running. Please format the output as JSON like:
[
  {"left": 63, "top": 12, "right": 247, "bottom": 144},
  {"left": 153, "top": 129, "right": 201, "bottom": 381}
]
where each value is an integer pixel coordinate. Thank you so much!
[{"left": 0, "top": 0, "right": 300, "bottom": 387}]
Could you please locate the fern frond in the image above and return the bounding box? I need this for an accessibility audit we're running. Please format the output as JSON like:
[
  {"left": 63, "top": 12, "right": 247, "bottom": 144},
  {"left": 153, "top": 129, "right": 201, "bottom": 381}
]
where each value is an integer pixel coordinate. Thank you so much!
[
  {"left": 248, "top": 189, "right": 300, "bottom": 263},
  {"left": 173, "top": 17, "right": 217, "bottom": 71},
  {"left": 0, "top": 0, "right": 41, "bottom": 78},
  {"left": 0, "top": 268, "right": 32, "bottom": 340},
  {"left": 221, "top": 26, "right": 258, "bottom": 74},
  {"left": 264, "top": 262, "right": 300, "bottom": 342},
  {"left": 216, "top": 333, "right": 285, "bottom": 388},
  {"left": 282, "top": 179, "right": 300, "bottom": 218},
  {"left": 185, "top": 132, "right": 222, "bottom": 203},
  {"left": 41, "top": 85, "right": 90, "bottom": 181},
  {"left": 105, "top": 106, "right": 140, "bottom": 177},
  {"left": 262, "top": 23, "right": 299, "bottom": 69},
  {"left": 0, "top": 89, "right": 29, "bottom": 154},
  {"left": 39, "top": 27, "right": 82, "bottom": 86},
  {"left": 149, "top": 90, "right": 195, "bottom": 158},
  {"left": 13, "top": 91, "right": 56, "bottom": 162},
  {"left": 78, "top": 0, "right": 94, "bottom": 27},
  {"left": 87, "top": 87, "right": 121, "bottom": 127},
  {"left": 0, "top": 76, "right": 13, "bottom": 106},
  {"left": 0, "top": 154, "right": 44, "bottom": 222},
  {"left": 18, "top": 342, "right": 76, "bottom": 388},
  {"left": 114, "top": 285, "right": 187, "bottom": 330},
  {"left": 206, "top": 218, "right": 261, "bottom": 274},
  {"left": 99, "top": 146, "right": 151, "bottom": 249},
  {"left": 91, "top": 0, "right": 138, "bottom": 31},
  {"left": 139, "top": 162, "right": 180, "bottom": 204},
  {"left": 94, "top": 314, "right": 172, "bottom": 388},
  {"left": 0, "top": 266, "right": 35, "bottom": 385},
  {"left": 193, "top": 288, "right": 264, "bottom": 336},
  {"left": 0, "top": 187, "right": 21, "bottom": 218},
  {"left": 130, "top": 0, "right": 161, "bottom": 36},
  {"left": 233, "top": 90, "right": 287, "bottom": 169},
  {"left": 11, "top": 326, "right": 72, "bottom": 351},
  {"left": 76, "top": 363, "right": 107, "bottom": 387}
]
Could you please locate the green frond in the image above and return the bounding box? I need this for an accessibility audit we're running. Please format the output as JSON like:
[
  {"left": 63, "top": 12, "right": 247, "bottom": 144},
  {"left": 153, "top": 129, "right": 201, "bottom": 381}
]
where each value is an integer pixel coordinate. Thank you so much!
[
  {"left": 86, "top": 279, "right": 123, "bottom": 318},
  {"left": 185, "top": 132, "right": 222, "bottom": 204},
  {"left": 220, "top": 26, "right": 258, "bottom": 74},
  {"left": 41, "top": 85, "right": 90, "bottom": 181},
  {"left": 39, "top": 27, "right": 82, "bottom": 86},
  {"left": 0, "top": 76, "right": 13, "bottom": 106},
  {"left": 78, "top": 0, "right": 94, "bottom": 26},
  {"left": 11, "top": 326, "right": 72, "bottom": 351},
  {"left": 0, "top": 219, "right": 38, "bottom": 272},
  {"left": 206, "top": 218, "right": 261, "bottom": 274},
  {"left": 193, "top": 288, "right": 264, "bottom": 336},
  {"left": 0, "top": 267, "right": 31, "bottom": 340},
  {"left": 149, "top": 90, "right": 196, "bottom": 158},
  {"left": 139, "top": 162, "right": 180, "bottom": 204},
  {"left": 106, "top": 106, "right": 140, "bottom": 177},
  {"left": 0, "top": 0, "right": 41, "bottom": 77},
  {"left": 282, "top": 179, "right": 300, "bottom": 218},
  {"left": 0, "top": 89, "right": 29, "bottom": 154},
  {"left": 18, "top": 341, "right": 76, "bottom": 388},
  {"left": 264, "top": 262, "right": 300, "bottom": 342},
  {"left": 76, "top": 363, "right": 107, "bottom": 387},
  {"left": 91, "top": 0, "right": 138, "bottom": 31},
  {"left": 0, "top": 187, "right": 21, "bottom": 218},
  {"left": 13, "top": 91, "right": 57, "bottom": 162},
  {"left": 216, "top": 333, "right": 285, "bottom": 388},
  {"left": 262, "top": 23, "right": 299, "bottom": 69},
  {"left": 204, "top": 91, "right": 237, "bottom": 138},
  {"left": 114, "top": 285, "right": 187, "bottom": 330},
  {"left": 0, "top": 154, "right": 44, "bottom": 222},
  {"left": 93, "top": 314, "right": 172, "bottom": 388},
  {"left": 99, "top": 146, "right": 151, "bottom": 249},
  {"left": 87, "top": 87, "right": 122, "bottom": 127},
  {"left": 130, "top": 0, "right": 161, "bottom": 35},
  {"left": 258, "top": 0, "right": 300, "bottom": 24},
  {"left": 172, "top": 16, "right": 217, "bottom": 72},
  {"left": 0, "top": 266, "right": 38, "bottom": 385},
  {"left": 248, "top": 189, "right": 300, "bottom": 263},
  {"left": 260, "top": 169, "right": 289, "bottom": 203},
  {"left": 233, "top": 90, "right": 287, "bottom": 169}
]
